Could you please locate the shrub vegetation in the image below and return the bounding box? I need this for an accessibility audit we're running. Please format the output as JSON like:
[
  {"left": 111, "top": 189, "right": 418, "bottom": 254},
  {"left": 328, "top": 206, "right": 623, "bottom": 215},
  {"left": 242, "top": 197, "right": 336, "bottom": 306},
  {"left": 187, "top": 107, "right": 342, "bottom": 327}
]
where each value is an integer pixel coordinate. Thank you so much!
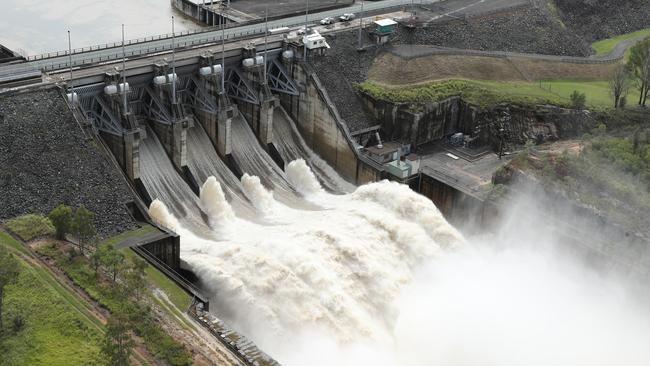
[{"left": 5, "top": 214, "right": 55, "bottom": 241}]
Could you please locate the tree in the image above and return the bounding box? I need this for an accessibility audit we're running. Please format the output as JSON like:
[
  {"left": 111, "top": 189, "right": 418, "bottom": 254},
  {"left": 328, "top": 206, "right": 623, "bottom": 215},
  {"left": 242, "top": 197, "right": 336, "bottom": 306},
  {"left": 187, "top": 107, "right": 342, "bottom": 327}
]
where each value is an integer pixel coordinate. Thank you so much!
[
  {"left": 124, "top": 256, "right": 148, "bottom": 301},
  {"left": 99, "top": 243, "right": 125, "bottom": 282},
  {"left": 71, "top": 205, "right": 96, "bottom": 255},
  {"left": 570, "top": 90, "right": 586, "bottom": 109},
  {"left": 628, "top": 37, "right": 650, "bottom": 106},
  {"left": 90, "top": 246, "right": 103, "bottom": 277},
  {"left": 0, "top": 250, "right": 20, "bottom": 332},
  {"left": 48, "top": 204, "right": 73, "bottom": 240},
  {"left": 609, "top": 64, "right": 631, "bottom": 108},
  {"left": 101, "top": 310, "right": 134, "bottom": 366}
]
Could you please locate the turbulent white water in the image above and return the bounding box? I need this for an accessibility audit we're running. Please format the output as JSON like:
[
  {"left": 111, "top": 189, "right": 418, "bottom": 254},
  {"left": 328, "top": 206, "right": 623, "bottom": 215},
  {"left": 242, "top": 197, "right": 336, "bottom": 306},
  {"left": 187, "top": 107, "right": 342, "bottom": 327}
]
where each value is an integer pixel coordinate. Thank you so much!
[
  {"left": 186, "top": 122, "right": 256, "bottom": 218},
  {"left": 147, "top": 120, "right": 650, "bottom": 366},
  {"left": 273, "top": 107, "right": 356, "bottom": 194}
]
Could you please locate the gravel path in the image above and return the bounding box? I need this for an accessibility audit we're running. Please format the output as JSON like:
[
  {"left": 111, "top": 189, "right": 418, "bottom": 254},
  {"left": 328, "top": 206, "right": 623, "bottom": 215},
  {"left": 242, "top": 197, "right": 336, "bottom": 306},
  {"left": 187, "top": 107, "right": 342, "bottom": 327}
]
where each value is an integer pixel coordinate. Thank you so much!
[{"left": 0, "top": 88, "right": 137, "bottom": 237}]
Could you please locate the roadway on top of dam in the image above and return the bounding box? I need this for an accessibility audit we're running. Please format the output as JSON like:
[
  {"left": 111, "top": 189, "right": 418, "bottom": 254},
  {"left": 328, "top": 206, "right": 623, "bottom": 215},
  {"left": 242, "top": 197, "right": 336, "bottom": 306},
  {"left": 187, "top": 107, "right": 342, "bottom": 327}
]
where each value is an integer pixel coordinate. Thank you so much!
[{"left": 0, "top": 0, "right": 445, "bottom": 81}]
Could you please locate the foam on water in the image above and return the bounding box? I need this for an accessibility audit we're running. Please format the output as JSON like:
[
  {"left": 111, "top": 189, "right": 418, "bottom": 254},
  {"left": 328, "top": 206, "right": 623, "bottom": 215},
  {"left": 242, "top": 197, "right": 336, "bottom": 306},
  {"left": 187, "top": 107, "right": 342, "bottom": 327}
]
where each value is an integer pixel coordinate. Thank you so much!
[{"left": 152, "top": 176, "right": 464, "bottom": 347}]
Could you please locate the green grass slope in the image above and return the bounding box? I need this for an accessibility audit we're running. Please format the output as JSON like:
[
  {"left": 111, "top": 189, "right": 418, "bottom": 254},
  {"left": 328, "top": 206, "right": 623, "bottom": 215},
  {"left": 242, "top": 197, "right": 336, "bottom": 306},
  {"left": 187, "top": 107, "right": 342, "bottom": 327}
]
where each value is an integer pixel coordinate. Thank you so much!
[
  {"left": 591, "top": 28, "right": 650, "bottom": 57},
  {"left": 0, "top": 235, "right": 104, "bottom": 366}
]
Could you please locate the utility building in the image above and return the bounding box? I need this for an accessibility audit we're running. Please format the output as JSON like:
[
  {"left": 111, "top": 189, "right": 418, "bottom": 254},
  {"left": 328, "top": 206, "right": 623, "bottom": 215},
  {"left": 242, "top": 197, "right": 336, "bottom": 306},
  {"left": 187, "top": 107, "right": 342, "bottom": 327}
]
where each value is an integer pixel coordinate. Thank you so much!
[{"left": 372, "top": 18, "right": 398, "bottom": 44}]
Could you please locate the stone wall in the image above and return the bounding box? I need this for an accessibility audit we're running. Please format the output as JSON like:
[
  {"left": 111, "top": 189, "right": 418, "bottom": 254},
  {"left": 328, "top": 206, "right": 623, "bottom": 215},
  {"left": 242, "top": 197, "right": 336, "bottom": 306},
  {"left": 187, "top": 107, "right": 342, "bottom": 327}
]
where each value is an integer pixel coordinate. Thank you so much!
[{"left": 0, "top": 87, "right": 138, "bottom": 237}]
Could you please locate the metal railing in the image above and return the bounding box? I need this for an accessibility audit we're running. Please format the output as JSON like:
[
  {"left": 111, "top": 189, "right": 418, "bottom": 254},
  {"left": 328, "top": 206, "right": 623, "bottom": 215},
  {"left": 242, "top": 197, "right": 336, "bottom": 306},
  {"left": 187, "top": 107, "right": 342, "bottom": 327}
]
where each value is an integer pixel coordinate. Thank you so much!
[
  {"left": 25, "top": 22, "right": 299, "bottom": 74},
  {"left": 25, "top": 14, "right": 260, "bottom": 62},
  {"left": 23, "top": 0, "right": 431, "bottom": 63}
]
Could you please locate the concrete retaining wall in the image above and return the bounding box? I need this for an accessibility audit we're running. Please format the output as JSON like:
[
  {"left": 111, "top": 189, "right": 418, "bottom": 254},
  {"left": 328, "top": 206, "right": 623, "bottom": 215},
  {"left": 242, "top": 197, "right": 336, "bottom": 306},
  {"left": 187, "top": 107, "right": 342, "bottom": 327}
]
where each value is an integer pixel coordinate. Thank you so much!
[{"left": 280, "top": 63, "right": 382, "bottom": 185}]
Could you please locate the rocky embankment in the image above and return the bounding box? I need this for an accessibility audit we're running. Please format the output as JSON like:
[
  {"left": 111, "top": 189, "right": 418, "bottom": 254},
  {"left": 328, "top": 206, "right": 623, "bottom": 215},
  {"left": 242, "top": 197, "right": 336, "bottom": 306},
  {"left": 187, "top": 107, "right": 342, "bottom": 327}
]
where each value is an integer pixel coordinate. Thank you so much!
[
  {"left": 312, "top": 31, "right": 380, "bottom": 133},
  {"left": 396, "top": 5, "right": 591, "bottom": 57},
  {"left": 0, "top": 88, "right": 137, "bottom": 237},
  {"left": 313, "top": 4, "right": 593, "bottom": 133},
  {"left": 555, "top": 0, "right": 650, "bottom": 43}
]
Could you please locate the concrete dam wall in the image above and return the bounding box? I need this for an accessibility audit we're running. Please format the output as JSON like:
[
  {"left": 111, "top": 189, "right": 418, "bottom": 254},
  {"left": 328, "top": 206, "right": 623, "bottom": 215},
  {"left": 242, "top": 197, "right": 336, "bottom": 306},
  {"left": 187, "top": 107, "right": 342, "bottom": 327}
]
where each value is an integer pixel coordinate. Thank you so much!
[{"left": 280, "top": 64, "right": 382, "bottom": 186}]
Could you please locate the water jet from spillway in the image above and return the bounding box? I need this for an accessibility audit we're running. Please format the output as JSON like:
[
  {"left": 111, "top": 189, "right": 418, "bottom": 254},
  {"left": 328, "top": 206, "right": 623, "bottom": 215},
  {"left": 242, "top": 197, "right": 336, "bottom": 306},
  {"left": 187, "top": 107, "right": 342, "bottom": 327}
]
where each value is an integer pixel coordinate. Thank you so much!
[
  {"left": 200, "top": 176, "right": 235, "bottom": 227},
  {"left": 149, "top": 199, "right": 179, "bottom": 232},
  {"left": 286, "top": 159, "right": 325, "bottom": 196}
]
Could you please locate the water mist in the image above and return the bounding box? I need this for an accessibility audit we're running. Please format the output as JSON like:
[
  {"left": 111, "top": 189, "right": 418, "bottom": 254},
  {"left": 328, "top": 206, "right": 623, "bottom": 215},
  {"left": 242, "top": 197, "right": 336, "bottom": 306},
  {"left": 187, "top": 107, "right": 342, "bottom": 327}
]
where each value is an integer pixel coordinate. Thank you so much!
[{"left": 149, "top": 160, "right": 650, "bottom": 366}]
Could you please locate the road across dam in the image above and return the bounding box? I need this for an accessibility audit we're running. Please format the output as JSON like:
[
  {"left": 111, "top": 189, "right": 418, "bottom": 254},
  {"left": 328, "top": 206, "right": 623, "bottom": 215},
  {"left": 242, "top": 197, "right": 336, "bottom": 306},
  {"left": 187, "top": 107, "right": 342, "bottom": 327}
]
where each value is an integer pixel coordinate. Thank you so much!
[{"left": 0, "top": 0, "right": 444, "bottom": 83}]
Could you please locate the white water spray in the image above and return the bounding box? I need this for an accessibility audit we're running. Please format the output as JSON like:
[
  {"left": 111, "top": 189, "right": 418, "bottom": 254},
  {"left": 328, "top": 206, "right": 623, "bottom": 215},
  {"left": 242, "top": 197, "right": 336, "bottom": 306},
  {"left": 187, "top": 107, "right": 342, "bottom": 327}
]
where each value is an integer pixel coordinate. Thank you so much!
[
  {"left": 240, "top": 173, "right": 278, "bottom": 214},
  {"left": 146, "top": 135, "right": 650, "bottom": 366},
  {"left": 149, "top": 199, "right": 179, "bottom": 232},
  {"left": 200, "top": 176, "right": 235, "bottom": 227},
  {"left": 286, "top": 159, "right": 325, "bottom": 196}
]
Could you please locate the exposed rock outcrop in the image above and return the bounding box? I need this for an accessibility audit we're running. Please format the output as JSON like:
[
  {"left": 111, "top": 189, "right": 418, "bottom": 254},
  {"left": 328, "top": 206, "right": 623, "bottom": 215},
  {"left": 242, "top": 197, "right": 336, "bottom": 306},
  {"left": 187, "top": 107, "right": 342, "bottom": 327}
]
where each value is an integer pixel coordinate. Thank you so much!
[
  {"left": 313, "top": 3, "right": 594, "bottom": 133},
  {"left": 359, "top": 92, "right": 595, "bottom": 151}
]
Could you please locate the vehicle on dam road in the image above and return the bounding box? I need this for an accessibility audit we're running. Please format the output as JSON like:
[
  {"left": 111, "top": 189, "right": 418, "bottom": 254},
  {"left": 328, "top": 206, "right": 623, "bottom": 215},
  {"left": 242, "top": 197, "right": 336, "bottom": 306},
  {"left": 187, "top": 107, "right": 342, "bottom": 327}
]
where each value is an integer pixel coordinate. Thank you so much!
[
  {"left": 339, "top": 13, "right": 356, "bottom": 22},
  {"left": 320, "top": 17, "right": 335, "bottom": 25}
]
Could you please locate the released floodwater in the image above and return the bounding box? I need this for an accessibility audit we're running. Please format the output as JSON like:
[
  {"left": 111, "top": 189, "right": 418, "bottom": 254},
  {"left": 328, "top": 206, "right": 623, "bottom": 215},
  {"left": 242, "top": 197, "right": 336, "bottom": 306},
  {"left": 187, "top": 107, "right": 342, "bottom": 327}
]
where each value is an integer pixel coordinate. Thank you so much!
[
  {"left": 0, "top": 0, "right": 200, "bottom": 56},
  {"left": 144, "top": 112, "right": 650, "bottom": 366}
]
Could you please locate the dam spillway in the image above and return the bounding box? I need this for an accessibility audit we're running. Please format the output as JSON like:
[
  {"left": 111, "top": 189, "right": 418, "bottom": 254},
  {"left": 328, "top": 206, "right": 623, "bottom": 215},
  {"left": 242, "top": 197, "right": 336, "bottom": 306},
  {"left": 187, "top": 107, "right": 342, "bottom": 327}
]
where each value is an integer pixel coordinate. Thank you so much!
[{"left": 6, "top": 16, "right": 646, "bottom": 365}]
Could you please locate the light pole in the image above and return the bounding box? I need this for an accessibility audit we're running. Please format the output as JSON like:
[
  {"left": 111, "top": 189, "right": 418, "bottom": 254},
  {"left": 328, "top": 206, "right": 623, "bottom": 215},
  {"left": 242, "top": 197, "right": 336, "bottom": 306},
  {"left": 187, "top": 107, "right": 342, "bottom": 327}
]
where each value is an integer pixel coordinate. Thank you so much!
[
  {"left": 263, "top": 5, "right": 268, "bottom": 84},
  {"left": 171, "top": 16, "right": 177, "bottom": 122},
  {"left": 220, "top": 6, "right": 226, "bottom": 95},
  {"left": 357, "top": 0, "right": 364, "bottom": 50},
  {"left": 67, "top": 30, "right": 74, "bottom": 107},
  {"left": 121, "top": 24, "right": 128, "bottom": 115},
  {"left": 303, "top": 0, "right": 309, "bottom": 61}
]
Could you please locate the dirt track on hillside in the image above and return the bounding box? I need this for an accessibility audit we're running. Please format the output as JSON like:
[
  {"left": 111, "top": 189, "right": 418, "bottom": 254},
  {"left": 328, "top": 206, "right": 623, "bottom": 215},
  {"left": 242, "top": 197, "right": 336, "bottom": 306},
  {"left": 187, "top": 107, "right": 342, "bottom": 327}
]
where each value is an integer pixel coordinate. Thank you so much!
[{"left": 369, "top": 51, "right": 617, "bottom": 85}]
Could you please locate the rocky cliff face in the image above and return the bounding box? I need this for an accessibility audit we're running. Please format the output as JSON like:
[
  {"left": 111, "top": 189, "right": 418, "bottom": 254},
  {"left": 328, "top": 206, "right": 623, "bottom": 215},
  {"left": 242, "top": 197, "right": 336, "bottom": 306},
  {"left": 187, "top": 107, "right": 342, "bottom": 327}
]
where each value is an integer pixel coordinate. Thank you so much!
[{"left": 359, "top": 93, "right": 595, "bottom": 152}]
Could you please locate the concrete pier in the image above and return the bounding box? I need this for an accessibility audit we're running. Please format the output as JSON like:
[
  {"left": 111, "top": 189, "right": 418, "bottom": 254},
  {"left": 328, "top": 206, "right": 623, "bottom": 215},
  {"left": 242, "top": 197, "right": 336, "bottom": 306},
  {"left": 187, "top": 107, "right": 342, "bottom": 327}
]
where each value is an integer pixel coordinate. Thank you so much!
[
  {"left": 101, "top": 129, "right": 142, "bottom": 182},
  {"left": 235, "top": 45, "right": 279, "bottom": 148}
]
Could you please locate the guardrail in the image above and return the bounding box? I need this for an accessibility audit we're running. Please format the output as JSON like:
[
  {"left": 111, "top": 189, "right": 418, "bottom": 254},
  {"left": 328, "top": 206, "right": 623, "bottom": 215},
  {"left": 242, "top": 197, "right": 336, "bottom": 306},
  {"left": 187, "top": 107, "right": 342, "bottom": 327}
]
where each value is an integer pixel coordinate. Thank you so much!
[
  {"left": 35, "top": 24, "right": 294, "bottom": 73},
  {"left": 25, "top": 13, "right": 262, "bottom": 62}
]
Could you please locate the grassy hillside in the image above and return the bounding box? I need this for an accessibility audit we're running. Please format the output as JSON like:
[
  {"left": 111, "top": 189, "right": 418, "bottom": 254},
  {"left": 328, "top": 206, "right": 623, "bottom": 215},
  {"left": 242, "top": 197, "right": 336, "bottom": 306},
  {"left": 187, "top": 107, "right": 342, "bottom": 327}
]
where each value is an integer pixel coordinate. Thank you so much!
[
  {"left": 0, "top": 234, "right": 104, "bottom": 366},
  {"left": 358, "top": 78, "right": 640, "bottom": 110},
  {"left": 35, "top": 226, "right": 194, "bottom": 366},
  {"left": 591, "top": 28, "right": 650, "bottom": 56}
]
